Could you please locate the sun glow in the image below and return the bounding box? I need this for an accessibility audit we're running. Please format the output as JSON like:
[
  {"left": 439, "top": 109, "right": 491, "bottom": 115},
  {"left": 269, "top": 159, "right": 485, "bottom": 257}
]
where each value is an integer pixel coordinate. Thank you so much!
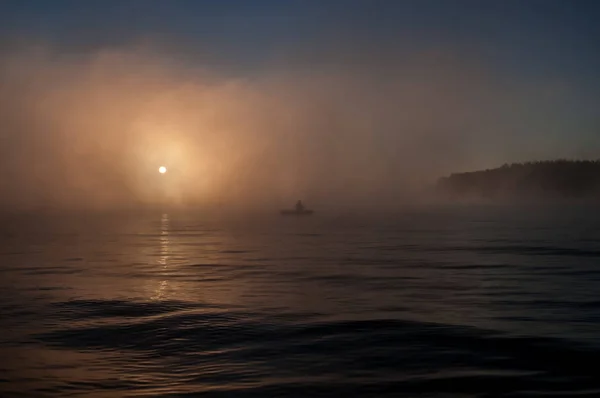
[{"left": 159, "top": 166, "right": 167, "bottom": 174}]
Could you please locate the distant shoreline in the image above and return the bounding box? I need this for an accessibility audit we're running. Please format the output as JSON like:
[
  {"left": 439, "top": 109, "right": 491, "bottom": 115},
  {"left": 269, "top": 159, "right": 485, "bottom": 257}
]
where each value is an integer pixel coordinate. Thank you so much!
[{"left": 436, "top": 160, "right": 600, "bottom": 200}]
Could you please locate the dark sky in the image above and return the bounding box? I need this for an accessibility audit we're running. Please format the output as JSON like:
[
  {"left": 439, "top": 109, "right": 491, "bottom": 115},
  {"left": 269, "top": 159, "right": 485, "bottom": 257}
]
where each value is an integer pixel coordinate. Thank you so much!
[
  {"left": 2, "top": 0, "right": 599, "bottom": 73},
  {"left": 0, "top": 1, "right": 599, "bottom": 209},
  {"left": 2, "top": 1, "right": 599, "bottom": 109}
]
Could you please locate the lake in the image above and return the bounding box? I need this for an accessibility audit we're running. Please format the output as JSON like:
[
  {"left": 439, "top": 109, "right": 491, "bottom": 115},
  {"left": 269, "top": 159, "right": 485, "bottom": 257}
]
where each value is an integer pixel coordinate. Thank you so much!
[{"left": 1, "top": 205, "right": 599, "bottom": 397}]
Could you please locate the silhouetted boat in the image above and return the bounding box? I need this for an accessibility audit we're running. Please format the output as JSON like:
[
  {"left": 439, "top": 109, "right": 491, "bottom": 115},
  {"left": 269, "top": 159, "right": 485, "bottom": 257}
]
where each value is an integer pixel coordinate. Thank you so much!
[{"left": 280, "top": 200, "right": 314, "bottom": 216}]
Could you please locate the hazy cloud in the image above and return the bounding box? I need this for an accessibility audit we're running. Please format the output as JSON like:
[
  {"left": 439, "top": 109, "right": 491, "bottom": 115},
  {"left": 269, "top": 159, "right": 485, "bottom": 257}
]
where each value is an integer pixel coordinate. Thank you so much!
[{"left": 0, "top": 41, "right": 595, "bottom": 211}]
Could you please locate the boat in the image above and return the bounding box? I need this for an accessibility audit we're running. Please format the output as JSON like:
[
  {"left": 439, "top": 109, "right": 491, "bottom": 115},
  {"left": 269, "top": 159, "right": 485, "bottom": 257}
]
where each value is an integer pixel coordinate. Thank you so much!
[{"left": 280, "top": 200, "right": 314, "bottom": 215}]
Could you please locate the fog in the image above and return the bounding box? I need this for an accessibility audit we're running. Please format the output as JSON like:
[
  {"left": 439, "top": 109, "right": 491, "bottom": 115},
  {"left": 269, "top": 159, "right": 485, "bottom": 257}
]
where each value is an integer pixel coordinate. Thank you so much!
[{"left": 0, "top": 41, "right": 589, "bottom": 212}]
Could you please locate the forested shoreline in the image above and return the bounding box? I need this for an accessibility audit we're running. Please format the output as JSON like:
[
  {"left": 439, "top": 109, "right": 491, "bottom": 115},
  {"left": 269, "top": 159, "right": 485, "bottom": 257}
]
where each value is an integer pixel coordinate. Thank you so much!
[{"left": 437, "top": 160, "right": 600, "bottom": 199}]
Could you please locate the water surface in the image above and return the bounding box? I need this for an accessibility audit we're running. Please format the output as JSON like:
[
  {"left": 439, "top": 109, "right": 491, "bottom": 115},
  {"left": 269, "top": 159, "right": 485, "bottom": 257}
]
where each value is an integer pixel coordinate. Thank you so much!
[{"left": 1, "top": 206, "right": 599, "bottom": 397}]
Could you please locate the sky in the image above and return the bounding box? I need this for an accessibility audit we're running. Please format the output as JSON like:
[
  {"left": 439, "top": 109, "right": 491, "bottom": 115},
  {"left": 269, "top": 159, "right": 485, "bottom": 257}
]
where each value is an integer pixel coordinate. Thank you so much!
[{"left": 0, "top": 0, "right": 599, "bottom": 210}]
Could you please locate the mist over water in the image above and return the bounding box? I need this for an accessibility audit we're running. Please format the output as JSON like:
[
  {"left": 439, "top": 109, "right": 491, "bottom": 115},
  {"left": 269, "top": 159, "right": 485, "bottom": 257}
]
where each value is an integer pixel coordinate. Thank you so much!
[
  {"left": 2, "top": 4, "right": 600, "bottom": 397},
  {"left": 0, "top": 38, "right": 594, "bottom": 212}
]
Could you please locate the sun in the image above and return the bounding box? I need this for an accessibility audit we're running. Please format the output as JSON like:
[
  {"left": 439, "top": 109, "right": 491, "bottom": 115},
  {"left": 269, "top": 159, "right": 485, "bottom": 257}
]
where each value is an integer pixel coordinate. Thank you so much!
[{"left": 158, "top": 166, "right": 167, "bottom": 174}]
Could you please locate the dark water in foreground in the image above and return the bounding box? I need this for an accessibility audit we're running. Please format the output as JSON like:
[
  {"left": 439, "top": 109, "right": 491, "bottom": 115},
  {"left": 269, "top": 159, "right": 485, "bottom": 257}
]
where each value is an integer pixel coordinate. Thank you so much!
[{"left": 1, "top": 206, "right": 600, "bottom": 397}]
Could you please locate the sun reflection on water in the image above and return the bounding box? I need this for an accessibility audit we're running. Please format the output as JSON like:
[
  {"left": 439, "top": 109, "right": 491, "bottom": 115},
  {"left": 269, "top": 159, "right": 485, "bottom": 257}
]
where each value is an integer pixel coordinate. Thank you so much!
[{"left": 152, "top": 213, "right": 170, "bottom": 301}]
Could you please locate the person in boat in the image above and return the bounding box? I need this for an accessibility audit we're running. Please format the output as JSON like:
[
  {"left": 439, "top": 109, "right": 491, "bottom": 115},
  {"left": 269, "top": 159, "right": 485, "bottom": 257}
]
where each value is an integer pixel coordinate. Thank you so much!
[{"left": 295, "top": 200, "right": 305, "bottom": 212}]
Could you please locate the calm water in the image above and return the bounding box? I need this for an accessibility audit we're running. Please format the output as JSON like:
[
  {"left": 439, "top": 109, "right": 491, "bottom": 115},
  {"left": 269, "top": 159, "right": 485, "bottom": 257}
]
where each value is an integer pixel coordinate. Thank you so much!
[{"left": 1, "top": 206, "right": 600, "bottom": 397}]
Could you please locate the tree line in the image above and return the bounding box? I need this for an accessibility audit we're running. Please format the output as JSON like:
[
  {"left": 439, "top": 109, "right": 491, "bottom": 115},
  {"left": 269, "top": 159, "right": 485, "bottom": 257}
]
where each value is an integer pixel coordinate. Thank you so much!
[{"left": 437, "top": 160, "right": 600, "bottom": 199}]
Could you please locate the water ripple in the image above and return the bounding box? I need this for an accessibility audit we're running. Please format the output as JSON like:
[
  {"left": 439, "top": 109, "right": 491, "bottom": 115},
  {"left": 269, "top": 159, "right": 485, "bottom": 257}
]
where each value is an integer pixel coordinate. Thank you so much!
[{"left": 2, "top": 209, "right": 600, "bottom": 396}]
